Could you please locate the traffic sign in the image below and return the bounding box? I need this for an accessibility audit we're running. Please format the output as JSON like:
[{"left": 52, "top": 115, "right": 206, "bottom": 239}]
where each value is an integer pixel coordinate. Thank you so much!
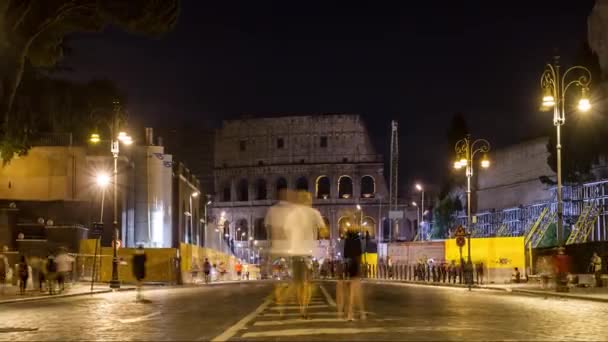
[
  {"left": 455, "top": 225, "right": 466, "bottom": 237},
  {"left": 91, "top": 222, "right": 104, "bottom": 237},
  {"left": 456, "top": 236, "right": 466, "bottom": 247}
]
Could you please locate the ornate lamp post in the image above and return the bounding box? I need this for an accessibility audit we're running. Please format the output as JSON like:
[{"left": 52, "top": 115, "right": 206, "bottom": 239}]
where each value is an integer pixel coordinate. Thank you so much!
[
  {"left": 540, "top": 56, "right": 592, "bottom": 246},
  {"left": 454, "top": 135, "right": 491, "bottom": 286}
]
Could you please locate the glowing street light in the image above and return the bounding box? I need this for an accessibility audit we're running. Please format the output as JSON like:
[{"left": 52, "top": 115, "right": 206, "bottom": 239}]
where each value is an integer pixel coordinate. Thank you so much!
[{"left": 95, "top": 173, "right": 110, "bottom": 188}]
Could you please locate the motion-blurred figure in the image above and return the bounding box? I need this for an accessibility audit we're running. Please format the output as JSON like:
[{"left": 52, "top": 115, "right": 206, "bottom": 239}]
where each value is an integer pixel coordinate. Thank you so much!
[
  {"left": 590, "top": 252, "right": 603, "bottom": 287},
  {"left": 0, "top": 248, "right": 7, "bottom": 294},
  {"left": 17, "top": 256, "right": 28, "bottom": 295},
  {"left": 344, "top": 230, "right": 365, "bottom": 320},
  {"left": 203, "top": 258, "right": 211, "bottom": 284},
  {"left": 46, "top": 255, "right": 57, "bottom": 294},
  {"left": 133, "top": 245, "right": 147, "bottom": 301},
  {"left": 55, "top": 248, "right": 74, "bottom": 292}
]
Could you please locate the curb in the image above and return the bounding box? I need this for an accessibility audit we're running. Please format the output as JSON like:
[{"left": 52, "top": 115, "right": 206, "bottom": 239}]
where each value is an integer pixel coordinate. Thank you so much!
[
  {"left": 363, "top": 279, "right": 608, "bottom": 303},
  {"left": 0, "top": 287, "right": 136, "bottom": 305}
]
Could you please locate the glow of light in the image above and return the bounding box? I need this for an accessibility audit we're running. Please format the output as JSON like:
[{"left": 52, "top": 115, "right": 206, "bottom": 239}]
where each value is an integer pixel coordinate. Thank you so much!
[
  {"left": 191, "top": 191, "right": 200, "bottom": 198},
  {"left": 207, "top": 200, "right": 212, "bottom": 205},
  {"left": 459, "top": 158, "right": 467, "bottom": 165},
  {"left": 415, "top": 184, "right": 422, "bottom": 191},
  {"left": 95, "top": 173, "right": 110, "bottom": 188},
  {"left": 90, "top": 133, "right": 100, "bottom": 144},
  {"left": 362, "top": 221, "right": 367, "bottom": 226},
  {"left": 356, "top": 204, "right": 361, "bottom": 210},
  {"left": 152, "top": 208, "right": 164, "bottom": 247},
  {"left": 224, "top": 233, "right": 229, "bottom": 237},
  {"left": 454, "top": 161, "right": 462, "bottom": 169},
  {"left": 578, "top": 98, "right": 591, "bottom": 112},
  {"left": 346, "top": 222, "right": 351, "bottom": 227},
  {"left": 542, "top": 95, "right": 555, "bottom": 108},
  {"left": 412, "top": 201, "right": 417, "bottom": 206},
  {"left": 481, "top": 159, "right": 490, "bottom": 169},
  {"left": 221, "top": 211, "right": 226, "bottom": 216}
]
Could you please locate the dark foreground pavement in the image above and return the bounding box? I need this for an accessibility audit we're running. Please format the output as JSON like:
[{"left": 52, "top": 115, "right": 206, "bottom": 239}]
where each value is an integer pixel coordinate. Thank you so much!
[{"left": 1, "top": 281, "right": 607, "bottom": 341}]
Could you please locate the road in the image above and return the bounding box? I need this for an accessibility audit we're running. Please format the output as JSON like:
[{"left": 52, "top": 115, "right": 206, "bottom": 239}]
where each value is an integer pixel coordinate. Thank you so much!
[{"left": 0, "top": 281, "right": 607, "bottom": 341}]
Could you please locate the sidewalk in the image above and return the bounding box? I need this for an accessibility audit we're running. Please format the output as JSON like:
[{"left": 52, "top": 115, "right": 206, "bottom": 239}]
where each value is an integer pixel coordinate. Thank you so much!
[
  {"left": 363, "top": 278, "right": 608, "bottom": 303},
  {"left": 0, "top": 283, "right": 136, "bottom": 305}
]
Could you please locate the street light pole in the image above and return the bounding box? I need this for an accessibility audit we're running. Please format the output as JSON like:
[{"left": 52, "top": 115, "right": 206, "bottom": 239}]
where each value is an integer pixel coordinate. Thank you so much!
[
  {"left": 454, "top": 135, "right": 491, "bottom": 287},
  {"left": 109, "top": 101, "right": 121, "bottom": 289},
  {"left": 415, "top": 184, "right": 424, "bottom": 240},
  {"left": 540, "top": 56, "right": 592, "bottom": 246}
]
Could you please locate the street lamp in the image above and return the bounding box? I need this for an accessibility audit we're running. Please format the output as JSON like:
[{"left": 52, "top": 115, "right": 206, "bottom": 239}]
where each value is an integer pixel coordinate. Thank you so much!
[
  {"left": 454, "top": 134, "right": 491, "bottom": 287},
  {"left": 203, "top": 195, "right": 212, "bottom": 247},
  {"left": 95, "top": 173, "right": 110, "bottom": 222},
  {"left": 355, "top": 204, "right": 367, "bottom": 271},
  {"left": 540, "top": 56, "right": 592, "bottom": 246},
  {"left": 415, "top": 183, "right": 424, "bottom": 240},
  {"left": 90, "top": 100, "right": 133, "bottom": 290}
]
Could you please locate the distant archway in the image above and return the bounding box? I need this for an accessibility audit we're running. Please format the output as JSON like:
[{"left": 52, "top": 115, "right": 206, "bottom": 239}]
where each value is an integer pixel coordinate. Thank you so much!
[
  {"left": 255, "top": 179, "right": 267, "bottom": 200},
  {"left": 295, "top": 176, "right": 309, "bottom": 191},
  {"left": 316, "top": 176, "right": 331, "bottom": 199},
  {"left": 360, "top": 176, "right": 375, "bottom": 198},
  {"left": 254, "top": 218, "right": 267, "bottom": 240},
  {"left": 338, "top": 176, "right": 353, "bottom": 199},
  {"left": 236, "top": 218, "right": 248, "bottom": 241},
  {"left": 338, "top": 216, "right": 353, "bottom": 238},
  {"left": 237, "top": 179, "right": 248, "bottom": 201},
  {"left": 362, "top": 216, "right": 376, "bottom": 238},
  {"left": 222, "top": 182, "right": 231, "bottom": 202}
]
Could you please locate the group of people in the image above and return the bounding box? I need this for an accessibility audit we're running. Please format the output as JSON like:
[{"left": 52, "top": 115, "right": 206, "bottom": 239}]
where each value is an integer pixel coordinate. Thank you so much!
[
  {"left": 265, "top": 189, "right": 367, "bottom": 320},
  {"left": 4, "top": 250, "right": 74, "bottom": 295}
]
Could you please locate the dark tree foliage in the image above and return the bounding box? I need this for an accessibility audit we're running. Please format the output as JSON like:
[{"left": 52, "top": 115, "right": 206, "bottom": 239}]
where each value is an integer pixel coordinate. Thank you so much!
[
  {"left": 0, "top": 0, "right": 179, "bottom": 162},
  {"left": 546, "top": 41, "right": 608, "bottom": 183}
]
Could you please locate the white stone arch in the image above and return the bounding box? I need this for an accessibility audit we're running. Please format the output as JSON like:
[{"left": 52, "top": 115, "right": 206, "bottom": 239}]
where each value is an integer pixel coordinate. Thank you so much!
[
  {"left": 338, "top": 175, "right": 353, "bottom": 199},
  {"left": 360, "top": 175, "right": 376, "bottom": 198},
  {"left": 315, "top": 175, "right": 331, "bottom": 199}
]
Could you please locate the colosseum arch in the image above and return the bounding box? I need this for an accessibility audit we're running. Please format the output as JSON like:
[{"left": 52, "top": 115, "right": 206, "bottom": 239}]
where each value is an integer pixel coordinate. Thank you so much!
[
  {"left": 254, "top": 178, "right": 267, "bottom": 200},
  {"left": 236, "top": 218, "right": 248, "bottom": 241},
  {"left": 236, "top": 179, "right": 249, "bottom": 201},
  {"left": 254, "top": 218, "right": 267, "bottom": 240},
  {"left": 338, "top": 216, "right": 353, "bottom": 238},
  {"left": 275, "top": 177, "right": 288, "bottom": 199},
  {"left": 338, "top": 175, "right": 353, "bottom": 199},
  {"left": 295, "top": 176, "right": 309, "bottom": 191},
  {"left": 221, "top": 181, "right": 231, "bottom": 202},
  {"left": 362, "top": 216, "right": 376, "bottom": 238},
  {"left": 316, "top": 175, "right": 331, "bottom": 199},
  {"left": 360, "top": 175, "right": 376, "bottom": 198}
]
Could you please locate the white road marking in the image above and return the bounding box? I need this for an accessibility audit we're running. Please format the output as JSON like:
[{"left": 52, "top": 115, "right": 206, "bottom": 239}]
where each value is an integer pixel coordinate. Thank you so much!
[
  {"left": 254, "top": 318, "right": 345, "bottom": 326},
  {"left": 116, "top": 312, "right": 161, "bottom": 324},
  {"left": 261, "top": 312, "right": 337, "bottom": 317},
  {"left": 209, "top": 295, "right": 272, "bottom": 342},
  {"left": 270, "top": 304, "right": 329, "bottom": 310},
  {"left": 242, "top": 326, "right": 481, "bottom": 338},
  {"left": 319, "top": 284, "right": 336, "bottom": 307}
]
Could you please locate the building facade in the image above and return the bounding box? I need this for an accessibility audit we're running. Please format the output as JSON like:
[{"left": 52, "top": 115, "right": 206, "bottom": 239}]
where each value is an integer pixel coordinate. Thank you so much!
[{"left": 210, "top": 114, "right": 416, "bottom": 261}]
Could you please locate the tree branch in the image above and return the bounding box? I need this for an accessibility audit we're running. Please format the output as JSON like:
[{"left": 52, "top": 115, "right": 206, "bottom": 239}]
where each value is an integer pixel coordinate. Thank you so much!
[{"left": 12, "top": 0, "right": 32, "bottom": 32}]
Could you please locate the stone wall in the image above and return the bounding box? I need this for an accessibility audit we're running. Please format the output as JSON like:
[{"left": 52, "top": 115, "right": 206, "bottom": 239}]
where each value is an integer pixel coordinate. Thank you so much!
[{"left": 476, "top": 137, "right": 555, "bottom": 211}]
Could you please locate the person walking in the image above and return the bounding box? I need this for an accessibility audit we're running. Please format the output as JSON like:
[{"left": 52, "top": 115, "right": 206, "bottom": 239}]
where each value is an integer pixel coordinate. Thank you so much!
[
  {"left": 203, "top": 258, "right": 212, "bottom": 284},
  {"left": 132, "top": 245, "right": 147, "bottom": 301},
  {"left": 46, "top": 255, "right": 57, "bottom": 294},
  {"left": 55, "top": 249, "right": 74, "bottom": 293},
  {"left": 590, "top": 252, "right": 603, "bottom": 288},
  {"left": 235, "top": 261, "right": 243, "bottom": 280},
  {"left": 476, "top": 262, "right": 485, "bottom": 285},
  {"left": 344, "top": 230, "right": 365, "bottom": 321},
  {"left": 18, "top": 256, "right": 28, "bottom": 295},
  {"left": 0, "top": 250, "right": 7, "bottom": 295}
]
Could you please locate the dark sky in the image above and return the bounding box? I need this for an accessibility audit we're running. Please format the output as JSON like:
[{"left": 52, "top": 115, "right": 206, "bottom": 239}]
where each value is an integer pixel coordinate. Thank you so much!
[{"left": 63, "top": 0, "right": 597, "bottom": 192}]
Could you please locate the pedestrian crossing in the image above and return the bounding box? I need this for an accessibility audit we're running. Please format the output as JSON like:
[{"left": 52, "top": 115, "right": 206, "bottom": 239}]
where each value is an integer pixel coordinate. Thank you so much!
[{"left": 211, "top": 283, "right": 393, "bottom": 341}]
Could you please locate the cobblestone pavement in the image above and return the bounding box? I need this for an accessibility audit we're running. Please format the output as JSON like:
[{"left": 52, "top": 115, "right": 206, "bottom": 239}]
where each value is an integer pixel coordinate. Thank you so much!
[{"left": 1, "top": 281, "right": 607, "bottom": 341}]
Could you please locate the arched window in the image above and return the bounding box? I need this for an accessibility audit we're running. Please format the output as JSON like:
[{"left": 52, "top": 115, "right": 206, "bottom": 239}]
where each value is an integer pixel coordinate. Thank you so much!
[
  {"left": 295, "top": 176, "right": 309, "bottom": 191},
  {"left": 237, "top": 179, "right": 248, "bottom": 201},
  {"left": 276, "top": 177, "right": 288, "bottom": 199},
  {"left": 362, "top": 216, "right": 376, "bottom": 238},
  {"left": 318, "top": 217, "right": 330, "bottom": 240},
  {"left": 338, "top": 217, "right": 353, "bottom": 238},
  {"left": 255, "top": 179, "right": 267, "bottom": 200},
  {"left": 236, "top": 218, "right": 248, "bottom": 241},
  {"left": 316, "top": 176, "right": 331, "bottom": 199},
  {"left": 360, "top": 176, "right": 375, "bottom": 198},
  {"left": 338, "top": 176, "right": 353, "bottom": 199},
  {"left": 254, "top": 218, "right": 267, "bottom": 240},
  {"left": 222, "top": 182, "right": 231, "bottom": 202}
]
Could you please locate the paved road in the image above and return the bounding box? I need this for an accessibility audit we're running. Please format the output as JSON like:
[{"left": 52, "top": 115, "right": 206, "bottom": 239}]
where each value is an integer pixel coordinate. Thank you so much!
[{"left": 1, "top": 281, "right": 607, "bottom": 341}]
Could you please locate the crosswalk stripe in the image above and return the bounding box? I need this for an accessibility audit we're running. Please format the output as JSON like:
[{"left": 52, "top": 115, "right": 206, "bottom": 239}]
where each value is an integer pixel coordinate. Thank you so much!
[
  {"left": 261, "top": 312, "right": 337, "bottom": 317},
  {"left": 254, "top": 318, "right": 345, "bottom": 326},
  {"left": 241, "top": 327, "right": 388, "bottom": 338},
  {"left": 270, "top": 305, "right": 329, "bottom": 310}
]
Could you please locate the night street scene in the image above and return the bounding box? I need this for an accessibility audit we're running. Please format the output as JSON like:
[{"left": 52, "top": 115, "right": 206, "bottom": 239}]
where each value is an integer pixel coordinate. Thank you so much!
[{"left": 2, "top": 1, "right": 608, "bottom": 341}]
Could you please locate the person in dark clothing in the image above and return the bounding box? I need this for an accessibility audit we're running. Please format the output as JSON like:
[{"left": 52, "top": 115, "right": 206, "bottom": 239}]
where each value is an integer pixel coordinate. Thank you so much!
[
  {"left": 203, "top": 258, "right": 212, "bottom": 284},
  {"left": 18, "top": 256, "right": 28, "bottom": 295},
  {"left": 132, "top": 245, "right": 147, "bottom": 301},
  {"left": 343, "top": 231, "right": 365, "bottom": 321},
  {"left": 46, "top": 255, "right": 57, "bottom": 294}
]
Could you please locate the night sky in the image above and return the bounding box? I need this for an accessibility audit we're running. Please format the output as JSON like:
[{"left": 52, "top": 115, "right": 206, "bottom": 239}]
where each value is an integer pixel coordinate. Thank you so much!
[{"left": 62, "top": 0, "right": 596, "bottom": 192}]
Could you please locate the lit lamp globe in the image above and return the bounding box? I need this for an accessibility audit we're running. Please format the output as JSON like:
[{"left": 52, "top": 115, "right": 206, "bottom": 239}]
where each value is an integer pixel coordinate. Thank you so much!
[
  {"left": 453, "top": 161, "right": 462, "bottom": 169},
  {"left": 96, "top": 173, "right": 110, "bottom": 188},
  {"left": 542, "top": 87, "right": 555, "bottom": 108},
  {"left": 481, "top": 154, "right": 490, "bottom": 169}
]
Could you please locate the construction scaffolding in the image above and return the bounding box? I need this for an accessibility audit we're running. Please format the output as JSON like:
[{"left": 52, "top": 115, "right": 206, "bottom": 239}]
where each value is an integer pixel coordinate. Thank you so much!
[{"left": 455, "top": 178, "right": 608, "bottom": 244}]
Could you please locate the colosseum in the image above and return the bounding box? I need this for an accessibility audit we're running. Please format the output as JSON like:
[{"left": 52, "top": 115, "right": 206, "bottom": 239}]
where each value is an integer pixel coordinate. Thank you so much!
[{"left": 209, "top": 114, "right": 414, "bottom": 261}]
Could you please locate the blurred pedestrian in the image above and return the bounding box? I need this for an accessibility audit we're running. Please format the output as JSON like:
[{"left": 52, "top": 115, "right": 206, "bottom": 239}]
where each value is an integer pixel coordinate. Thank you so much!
[
  {"left": 511, "top": 267, "right": 521, "bottom": 283},
  {"left": 0, "top": 249, "right": 7, "bottom": 294},
  {"left": 344, "top": 230, "right": 365, "bottom": 321},
  {"left": 476, "top": 262, "right": 485, "bottom": 285},
  {"left": 590, "top": 252, "right": 602, "bottom": 287},
  {"left": 335, "top": 259, "right": 346, "bottom": 318},
  {"left": 46, "top": 255, "right": 57, "bottom": 294},
  {"left": 235, "top": 261, "right": 243, "bottom": 280},
  {"left": 55, "top": 249, "right": 74, "bottom": 292},
  {"left": 18, "top": 256, "right": 28, "bottom": 295},
  {"left": 203, "top": 258, "right": 211, "bottom": 284},
  {"left": 132, "top": 245, "right": 147, "bottom": 301}
]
